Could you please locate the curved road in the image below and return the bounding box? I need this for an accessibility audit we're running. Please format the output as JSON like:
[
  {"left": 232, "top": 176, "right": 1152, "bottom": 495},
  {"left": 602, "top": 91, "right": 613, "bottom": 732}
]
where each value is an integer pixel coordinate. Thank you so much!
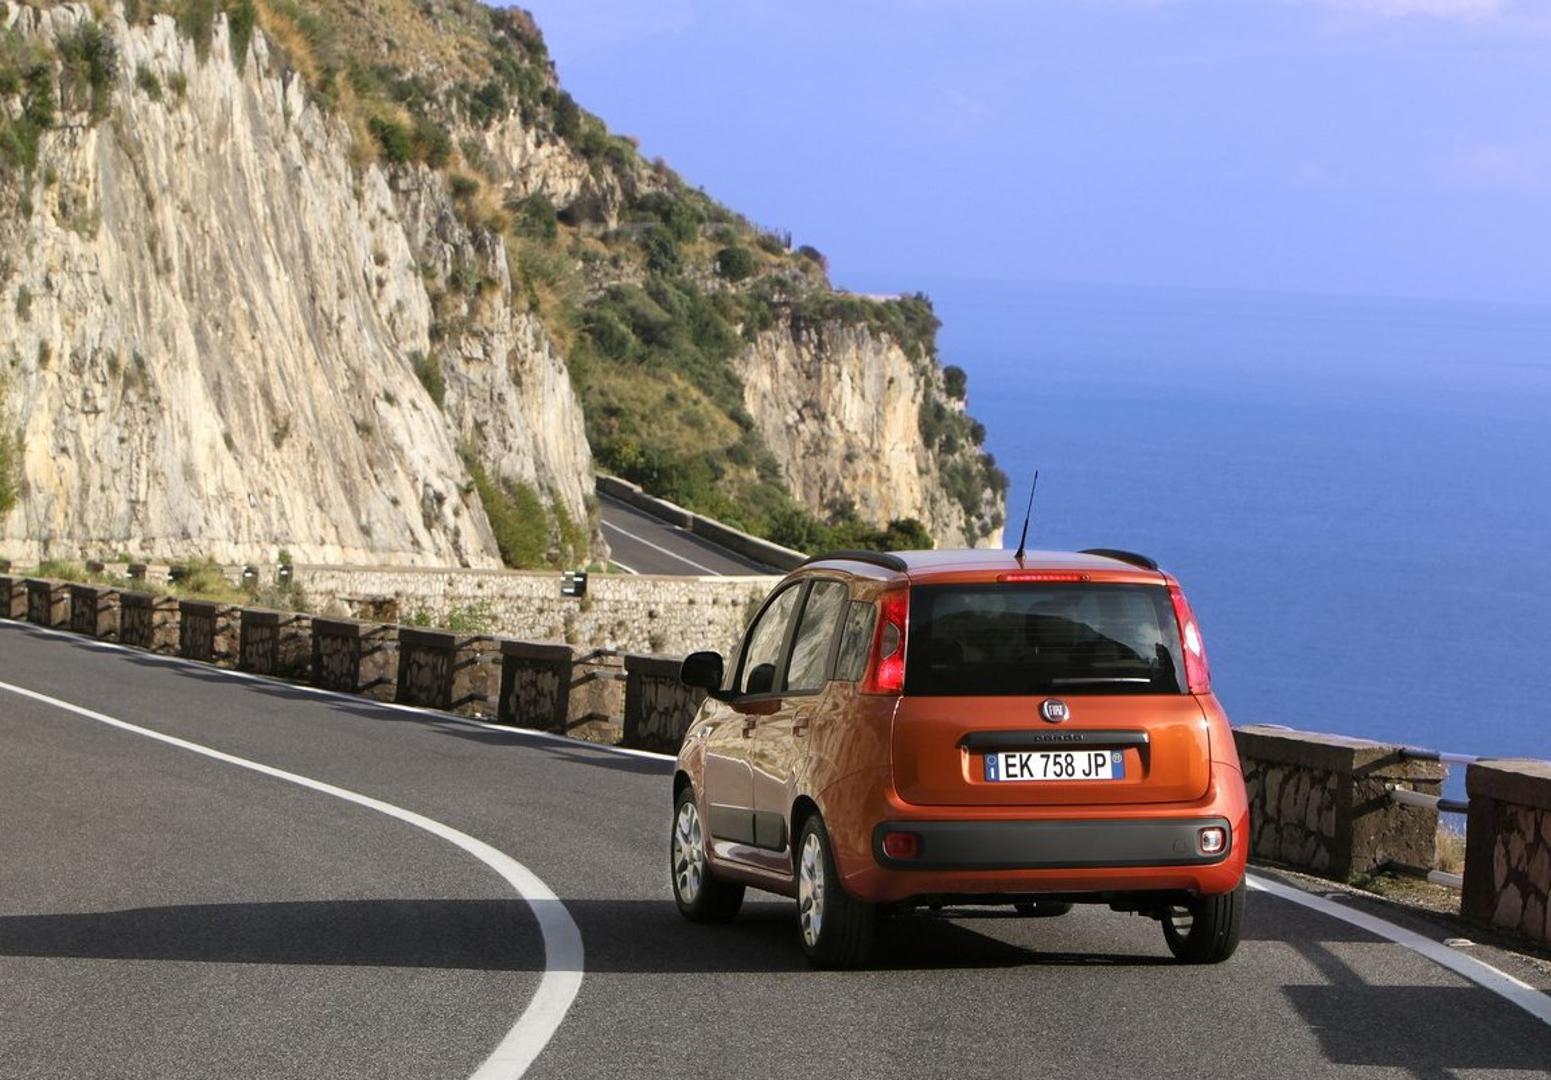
[
  {"left": 2, "top": 621, "right": 1550, "bottom": 1079},
  {"left": 598, "top": 494, "right": 780, "bottom": 576}
]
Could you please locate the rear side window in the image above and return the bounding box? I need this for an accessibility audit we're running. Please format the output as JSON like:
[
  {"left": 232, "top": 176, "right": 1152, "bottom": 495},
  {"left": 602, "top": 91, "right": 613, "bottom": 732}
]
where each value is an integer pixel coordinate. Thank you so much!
[
  {"left": 833, "top": 600, "right": 877, "bottom": 683},
  {"left": 905, "top": 584, "right": 1185, "bottom": 696},
  {"left": 784, "top": 581, "right": 850, "bottom": 692}
]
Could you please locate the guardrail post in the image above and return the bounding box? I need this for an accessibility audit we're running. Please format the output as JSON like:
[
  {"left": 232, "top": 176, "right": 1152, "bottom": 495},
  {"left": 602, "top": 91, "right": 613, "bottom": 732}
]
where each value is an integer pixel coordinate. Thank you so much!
[
  {"left": 497, "top": 641, "right": 574, "bottom": 733},
  {"left": 178, "top": 600, "right": 238, "bottom": 666},
  {"left": 69, "top": 584, "right": 120, "bottom": 640},
  {"left": 396, "top": 627, "right": 498, "bottom": 714},
  {"left": 24, "top": 579, "right": 70, "bottom": 628},
  {"left": 239, "top": 608, "right": 313, "bottom": 679},
  {"left": 120, "top": 592, "right": 180, "bottom": 653},
  {"left": 1233, "top": 725, "right": 1444, "bottom": 880},
  {"left": 622, "top": 653, "right": 705, "bottom": 754},
  {"left": 1462, "top": 759, "right": 1551, "bottom": 944},
  {"left": 0, "top": 574, "right": 26, "bottom": 619},
  {"left": 311, "top": 618, "right": 398, "bottom": 701}
]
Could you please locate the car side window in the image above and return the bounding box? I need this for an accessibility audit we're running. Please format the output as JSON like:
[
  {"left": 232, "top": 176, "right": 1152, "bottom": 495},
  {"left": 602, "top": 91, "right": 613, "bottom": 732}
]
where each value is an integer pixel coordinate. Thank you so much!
[
  {"left": 833, "top": 600, "right": 877, "bottom": 683},
  {"left": 738, "top": 585, "right": 802, "bottom": 695},
  {"left": 783, "top": 581, "right": 850, "bottom": 692}
]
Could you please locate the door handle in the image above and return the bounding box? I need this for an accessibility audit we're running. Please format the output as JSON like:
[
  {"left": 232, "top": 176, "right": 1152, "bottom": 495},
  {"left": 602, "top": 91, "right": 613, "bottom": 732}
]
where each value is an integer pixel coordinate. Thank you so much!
[{"left": 793, "top": 708, "right": 815, "bottom": 736}]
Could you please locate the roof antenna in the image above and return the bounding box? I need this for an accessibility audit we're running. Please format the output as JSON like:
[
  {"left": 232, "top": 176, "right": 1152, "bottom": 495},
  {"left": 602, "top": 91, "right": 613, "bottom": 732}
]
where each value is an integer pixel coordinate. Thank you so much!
[{"left": 1013, "top": 470, "right": 1039, "bottom": 563}]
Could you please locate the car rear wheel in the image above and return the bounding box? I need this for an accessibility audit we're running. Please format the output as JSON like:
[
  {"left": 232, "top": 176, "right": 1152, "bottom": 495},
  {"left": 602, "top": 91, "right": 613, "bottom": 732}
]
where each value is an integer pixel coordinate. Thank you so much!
[
  {"left": 671, "top": 788, "right": 744, "bottom": 922},
  {"left": 1162, "top": 884, "right": 1245, "bottom": 964},
  {"left": 796, "top": 813, "right": 875, "bottom": 968},
  {"left": 1014, "top": 900, "right": 1074, "bottom": 918}
]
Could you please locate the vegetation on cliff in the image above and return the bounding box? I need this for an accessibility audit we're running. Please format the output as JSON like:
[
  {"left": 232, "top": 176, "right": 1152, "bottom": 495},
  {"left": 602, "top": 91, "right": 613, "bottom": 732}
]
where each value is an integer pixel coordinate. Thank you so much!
[{"left": 1, "top": 0, "right": 1005, "bottom": 561}]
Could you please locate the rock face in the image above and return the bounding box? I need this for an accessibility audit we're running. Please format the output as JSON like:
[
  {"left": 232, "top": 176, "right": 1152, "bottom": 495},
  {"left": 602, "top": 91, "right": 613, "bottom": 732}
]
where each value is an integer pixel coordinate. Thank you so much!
[
  {"left": 0, "top": 4, "right": 592, "bottom": 566},
  {"left": 738, "top": 321, "right": 1003, "bottom": 548}
]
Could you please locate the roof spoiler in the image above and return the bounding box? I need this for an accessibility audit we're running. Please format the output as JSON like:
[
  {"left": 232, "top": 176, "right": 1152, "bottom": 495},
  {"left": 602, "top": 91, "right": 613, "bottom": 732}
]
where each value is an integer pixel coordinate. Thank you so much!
[
  {"left": 798, "top": 550, "right": 908, "bottom": 573},
  {"left": 1079, "top": 548, "right": 1160, "bottom": 571}
]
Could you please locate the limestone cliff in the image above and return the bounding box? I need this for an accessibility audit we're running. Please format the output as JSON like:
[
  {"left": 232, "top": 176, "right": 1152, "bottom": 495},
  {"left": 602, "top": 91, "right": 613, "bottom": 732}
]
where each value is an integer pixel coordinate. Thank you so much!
[
  {"left": 0, "top": 0, "right": 1004, "bottom": 566},
  {"left": 0, "top": 2, "right": 593, "bottom": 566}
]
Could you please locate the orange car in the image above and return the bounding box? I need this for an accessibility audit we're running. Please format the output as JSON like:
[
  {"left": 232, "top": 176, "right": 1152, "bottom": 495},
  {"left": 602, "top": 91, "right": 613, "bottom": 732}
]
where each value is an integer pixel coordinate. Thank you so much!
[{"left": 671, "top": 548, "right": 1248, "bottom": 967}]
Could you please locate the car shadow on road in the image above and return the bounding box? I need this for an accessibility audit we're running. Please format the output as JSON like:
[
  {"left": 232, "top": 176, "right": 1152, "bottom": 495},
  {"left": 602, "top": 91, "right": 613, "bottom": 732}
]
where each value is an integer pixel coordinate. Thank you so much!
[{"left": 0, "top": 897, "right": 1174, "bottom": 974}]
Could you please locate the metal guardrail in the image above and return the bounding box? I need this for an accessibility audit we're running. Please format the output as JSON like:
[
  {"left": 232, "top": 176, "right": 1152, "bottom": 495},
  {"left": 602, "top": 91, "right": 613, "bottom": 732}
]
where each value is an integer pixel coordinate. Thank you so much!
[{"left": 1383, "top": 744, "right": 1478, "bottom": 891}]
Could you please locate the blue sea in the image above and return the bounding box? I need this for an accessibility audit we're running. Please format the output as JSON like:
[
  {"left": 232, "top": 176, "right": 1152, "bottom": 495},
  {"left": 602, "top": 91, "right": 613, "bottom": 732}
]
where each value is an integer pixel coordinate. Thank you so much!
[{"left": 892, "top": 280, "right": 1551, "bottom": 766}]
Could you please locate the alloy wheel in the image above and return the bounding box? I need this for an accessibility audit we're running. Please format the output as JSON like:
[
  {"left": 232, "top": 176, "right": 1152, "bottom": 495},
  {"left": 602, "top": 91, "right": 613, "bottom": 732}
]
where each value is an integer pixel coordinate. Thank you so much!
[
  {"left": 673, "top": 799, "right": 705, "bottom": 905},
  {"left": 798, "top": 831, "right": 825, "bottom": 947}
]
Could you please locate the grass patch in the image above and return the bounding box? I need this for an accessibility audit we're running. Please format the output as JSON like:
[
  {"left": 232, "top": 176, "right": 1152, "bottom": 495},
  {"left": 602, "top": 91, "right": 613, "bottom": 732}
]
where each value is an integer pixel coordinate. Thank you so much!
[{"left": 411, "top": 351, "right": 446, "bottom": 408}]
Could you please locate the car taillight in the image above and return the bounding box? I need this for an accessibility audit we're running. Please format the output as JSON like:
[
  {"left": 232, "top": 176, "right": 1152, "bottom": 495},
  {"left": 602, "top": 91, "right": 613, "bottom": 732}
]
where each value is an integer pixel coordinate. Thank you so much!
[
  {"left": 998, "top": 571, "right": 1089, "bottom": 583},
  {"left": 1168, "top": 584, "right": 1211, "bottom": 694},
  {"left": 860, "top": 588, "right": 908, "bottom": 695},
  {"left": 881, "top": 831, "right": 920, "bottom": 859}
]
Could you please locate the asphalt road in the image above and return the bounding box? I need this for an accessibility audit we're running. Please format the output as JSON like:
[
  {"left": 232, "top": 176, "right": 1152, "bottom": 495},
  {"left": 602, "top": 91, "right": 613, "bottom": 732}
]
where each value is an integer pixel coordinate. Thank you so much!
[
  {"left": 597, "top": 494, "right": 779, "bottom": 576},
  {"left": 3, "top": 620, "right": 1551, "bottom": 1080}
]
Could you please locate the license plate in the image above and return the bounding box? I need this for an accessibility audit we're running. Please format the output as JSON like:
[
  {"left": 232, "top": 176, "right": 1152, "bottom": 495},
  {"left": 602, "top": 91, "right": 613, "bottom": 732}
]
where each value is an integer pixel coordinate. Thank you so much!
[{"left": 984, "top": 750, "right": 1126, "bottom": 782}]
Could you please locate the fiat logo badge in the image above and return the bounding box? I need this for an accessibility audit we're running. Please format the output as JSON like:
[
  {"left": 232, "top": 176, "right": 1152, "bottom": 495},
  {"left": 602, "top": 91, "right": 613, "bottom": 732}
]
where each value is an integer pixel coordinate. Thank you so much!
[{"left": 1040, "top": 698, "right": 1070, "bottom": 724}]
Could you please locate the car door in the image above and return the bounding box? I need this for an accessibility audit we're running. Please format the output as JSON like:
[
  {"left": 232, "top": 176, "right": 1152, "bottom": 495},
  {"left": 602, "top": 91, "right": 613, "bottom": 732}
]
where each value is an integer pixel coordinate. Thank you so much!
[
  {"left": 749, "top": 579, "right": 851, "bottom": 862},
  {"left": 701, "top": 582, "right": 804, "bottom": 852}
]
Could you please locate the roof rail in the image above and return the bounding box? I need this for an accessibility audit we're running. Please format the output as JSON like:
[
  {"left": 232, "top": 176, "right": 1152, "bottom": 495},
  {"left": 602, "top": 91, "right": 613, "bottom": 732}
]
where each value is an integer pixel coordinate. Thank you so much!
[
  {"left": 1079, "top": 548, "right": 1160, "bottom": 572},
  {"left": 799, "top": 550, "right": 908, "bottom": 573}
]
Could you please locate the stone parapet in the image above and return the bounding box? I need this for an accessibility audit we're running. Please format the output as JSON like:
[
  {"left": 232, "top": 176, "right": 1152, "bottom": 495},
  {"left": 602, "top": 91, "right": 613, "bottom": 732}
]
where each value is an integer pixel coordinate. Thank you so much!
[
  {"left": 120, "top": 593, "right": 179, "bottom": 653},
  {"left": 239, "top": 608, "right": 313, "bottom": 680},
  {"left": 1463, "top": 759, "right": 1551, "bottom": 945},
  {"left": 178, "top": 600, "right": 238, "bottom": 666},
  {"left": 395, "top": 627, "right": 500, "bottom": 715},
  {"left": 622, "top": 653, "right": 705, "bottom": 754},
  {"left": 25, "top": 579, "right": 70, "bottom": 628},
  {"left": 0, "top": 575, "right": 26, "bottom": 619},
  {"left": 311, "top": 618, "right": 397, "bottom": 700},
  {"left": 1233, "top": 725, "right": 1444, "bottom": 879},
  {"left": 69, "top": 585, "right": 120, "bottom": 640}
]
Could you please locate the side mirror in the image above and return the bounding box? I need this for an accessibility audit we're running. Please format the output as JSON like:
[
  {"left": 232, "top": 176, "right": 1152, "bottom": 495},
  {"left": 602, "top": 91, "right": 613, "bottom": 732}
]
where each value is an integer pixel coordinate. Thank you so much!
[
  {"left": 745, "top": 662, "right": 776, "bottom": 696},
  {"left": 680, "top": 651, "right": 725, "bottom": 693}
]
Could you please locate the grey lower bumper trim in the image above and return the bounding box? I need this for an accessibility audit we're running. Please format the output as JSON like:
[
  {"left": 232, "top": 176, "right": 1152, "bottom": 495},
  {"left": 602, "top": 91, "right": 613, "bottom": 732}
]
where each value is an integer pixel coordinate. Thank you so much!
[{"left": 873, "top": 816, "right": 1232, "bottom": 870}]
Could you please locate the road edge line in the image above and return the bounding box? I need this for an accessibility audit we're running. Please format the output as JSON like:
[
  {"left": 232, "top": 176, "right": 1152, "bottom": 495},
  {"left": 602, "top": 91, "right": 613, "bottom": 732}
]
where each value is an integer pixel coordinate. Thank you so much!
[
  {"left": 1245, "top": 872, "right": 1551, "bottom": 1027},
  {"left": 0, "top": 676, "right": 585, "bottom": 1080}
]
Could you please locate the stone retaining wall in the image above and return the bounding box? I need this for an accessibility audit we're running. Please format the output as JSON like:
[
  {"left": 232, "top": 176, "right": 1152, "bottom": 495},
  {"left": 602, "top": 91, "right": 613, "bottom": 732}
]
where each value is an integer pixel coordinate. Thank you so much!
[
  {"left": 1233, "top": 726, "right": 1443, "bottom": 879},
  {"left": 69, "top": 585, "right": 120, "bottom": 640},
  {"left": 1463, "top": 759, "right": 1551, "bottom": 945},
  {"left": 290, "top": 565, "right": 775, "bottom": 657},
  {"left": 120, "top": 593, "right": 179, "bottom": 653},
  {"left": 622, "top": 653, "right": 705, "bottom": 753}
]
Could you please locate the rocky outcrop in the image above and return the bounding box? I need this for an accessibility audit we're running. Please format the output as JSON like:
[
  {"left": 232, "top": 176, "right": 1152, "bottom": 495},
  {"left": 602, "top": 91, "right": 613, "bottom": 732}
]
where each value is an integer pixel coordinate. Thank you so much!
[
  {"left": 737, "top": 320, "right": 1003, "bottom": 548},
  {"left": 0, "top": 4, "right": 594, "bottom": 566}
]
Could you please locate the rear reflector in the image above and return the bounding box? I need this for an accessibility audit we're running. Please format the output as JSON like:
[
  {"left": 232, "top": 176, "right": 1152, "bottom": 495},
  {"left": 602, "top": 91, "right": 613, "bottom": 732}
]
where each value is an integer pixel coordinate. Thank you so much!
[
  {"left": 998, "top": 571, "right": 1089, "bottom": 583},
  {"left": 1168, "top": 584, "right": 1212, "bottom": 694},
  {"left": 860, "top": 588, "right": 908, "bottom": 695},
  {"left": 881, "top": 831, "right": 920, "bottom": 859},
  {"left": 1198, "top": 826, "right": 1227, "bottom": 856}
]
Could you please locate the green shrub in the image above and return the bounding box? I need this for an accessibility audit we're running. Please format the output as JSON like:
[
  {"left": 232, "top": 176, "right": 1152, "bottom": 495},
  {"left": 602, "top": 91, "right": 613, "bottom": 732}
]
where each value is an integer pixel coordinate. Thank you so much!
[
  {"left": 943, "top": 364, "right": 967, "bottom": 400},
  {"left": 411, "top": 351, "right": 446, "bottom": 407},
  {"left": 512, "top": 193, "right": 558, "bottom": 241},
  {"left": 755, "top": 230, "right": 788, "bottom": 255},
  {"left": 449, "top": 173, "right": 480, "bottom": 200},
  {"left": 796, "top": 244, "right": 828, "bottom": 271},
  {"left": 227, "top": 0, "right": 256, "bottom": 72},
  {"left": 633, "top": 191, "right": 702, "bottom": 243},
  {"left": 136, "top": 63, "right": 162, "bottom": 101},
  {"left": 168, "top": 71, "right": 188, "bottom": 99},
  {"left": 0, "top": 379, "right": 17, "bottom": 515},
  {"left": 715, "top": 245, "right": 756, "bottom": 282},
  {"left": 413, "top": 116, "right": 453, "bottom": 168},
  {"left": 465, "top": 455, "right": 549, "bottom": 568},
  {"left": 638, "top": 223, "right": 681, "bottom": 276},
  {"left": 56, "top": 21, "right": 119, "bottom": 121},
  {"left": 368, "top": 115, "right": 413, "bottom": 163},
  {"left": 177, "top": 0, "right": 218, "bottom": 63},
  {"left": 552, "top": 91, "right": 581, "bottom": 139}
]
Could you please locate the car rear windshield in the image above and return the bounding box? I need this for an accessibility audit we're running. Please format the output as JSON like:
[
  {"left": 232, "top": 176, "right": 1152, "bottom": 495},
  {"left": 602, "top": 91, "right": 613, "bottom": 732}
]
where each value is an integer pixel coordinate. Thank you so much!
[{"left": 905, "top": 584, "right": 1186, "bottom": 696}]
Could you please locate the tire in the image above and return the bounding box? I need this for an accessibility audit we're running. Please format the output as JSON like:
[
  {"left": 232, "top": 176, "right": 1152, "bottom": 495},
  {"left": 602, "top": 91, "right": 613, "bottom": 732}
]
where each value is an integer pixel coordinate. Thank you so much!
[
  {"left": 670, "top": 787, "right": 744, "bottom": 922},
  {"left": 1162, "top": 885, "right": 1245, "bottom": 964},
  {"left": 795, "top": 813, "right": 875, "bottom": 968},
  {"left": 1014, "top": 900, "right": 1074, "bottom": 918}
]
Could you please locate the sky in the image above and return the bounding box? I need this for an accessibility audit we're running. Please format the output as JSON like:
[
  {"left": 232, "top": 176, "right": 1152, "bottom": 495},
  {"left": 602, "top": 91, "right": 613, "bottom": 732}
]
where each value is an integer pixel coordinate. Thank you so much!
[{"left": 511, "top": 0, "right": 1551, "bottom": 305}]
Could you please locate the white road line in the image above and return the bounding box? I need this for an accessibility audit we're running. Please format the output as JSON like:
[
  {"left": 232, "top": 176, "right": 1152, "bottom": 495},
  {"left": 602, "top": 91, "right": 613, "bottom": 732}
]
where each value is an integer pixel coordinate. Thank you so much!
[
  {"left": 610, "top": 557, "right": 640, "bottom": 575},
  {"left": 0, "top": 675, "right": 586, "bottom": 1079},
  {"left": 600, "top": 518, "right": 722, "bottom": 576},
  {"left": 1247, "top": 873, "right": 1551, "bottom": 1028},
  {"left": 4, "top": 621, "right": 681, "bottom": 762}
]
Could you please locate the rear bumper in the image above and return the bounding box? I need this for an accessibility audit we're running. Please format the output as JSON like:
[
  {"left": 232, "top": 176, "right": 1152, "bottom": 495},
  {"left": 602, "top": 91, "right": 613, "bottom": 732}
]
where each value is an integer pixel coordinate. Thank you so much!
[{"left": 871, "top": 816, "right": 1233, "bottom": 871}]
